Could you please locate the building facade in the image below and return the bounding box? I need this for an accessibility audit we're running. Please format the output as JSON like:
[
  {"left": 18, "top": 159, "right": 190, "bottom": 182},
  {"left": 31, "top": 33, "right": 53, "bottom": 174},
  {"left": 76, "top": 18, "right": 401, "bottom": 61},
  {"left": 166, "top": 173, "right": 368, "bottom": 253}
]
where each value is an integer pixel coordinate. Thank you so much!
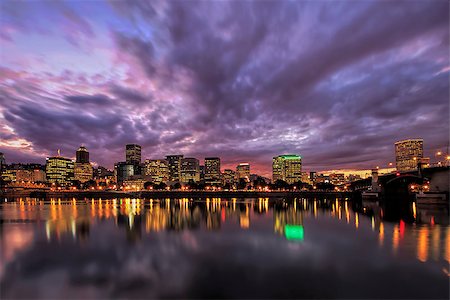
[
  {"left": 180, "top": 157, "right": 200, "bottom": 183},
  {"left": 144, "top": 159, "right": 169, "bottom": 183},
  {"left": 236, "top": 163, "right": 250, "bottom": 182},
  {"left": 395, "top": 139, "right": 424, "bottom": 172},
  {"left": 46, "top": 156, "right": 74, "bottom": 185},
  {"left": 272, "top": 155, "right": 302, "bottom": 184},
  {"left": 74, "top": 145, "right": 93, "bottom": 183},
  {"left": 204, "top": 157, "right": 221, "bottom": 185},
  {"left": 166, "top": 155, "right": 183, "bottom": 182},
  {"left": 223, "top": 169, "right": 236, "bottom": 186},
  {"left": 126, "top": 144, "right": 142, "bottom": 164},
  {"left": 114, "top": 162, "right": 136, "bottom": 185},
  {"left": 76, "top": 146, "right": 89, "bottom": 163}
]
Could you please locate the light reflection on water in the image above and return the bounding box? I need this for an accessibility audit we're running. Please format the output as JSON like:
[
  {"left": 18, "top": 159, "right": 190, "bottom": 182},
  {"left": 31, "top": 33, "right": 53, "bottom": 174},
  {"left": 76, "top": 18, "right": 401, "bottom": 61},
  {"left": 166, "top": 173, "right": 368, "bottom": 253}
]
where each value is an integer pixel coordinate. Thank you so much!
[{"left": 0, "top": 197, "right": 449, "bottom": 299}]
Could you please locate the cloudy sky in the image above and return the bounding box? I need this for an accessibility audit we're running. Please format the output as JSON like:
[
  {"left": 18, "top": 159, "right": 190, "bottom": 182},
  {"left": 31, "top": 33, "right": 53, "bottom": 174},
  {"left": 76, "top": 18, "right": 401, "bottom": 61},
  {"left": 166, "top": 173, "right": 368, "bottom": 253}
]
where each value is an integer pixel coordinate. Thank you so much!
[{"left": 0, "top": 0, "right": 448, "bottom": 176}]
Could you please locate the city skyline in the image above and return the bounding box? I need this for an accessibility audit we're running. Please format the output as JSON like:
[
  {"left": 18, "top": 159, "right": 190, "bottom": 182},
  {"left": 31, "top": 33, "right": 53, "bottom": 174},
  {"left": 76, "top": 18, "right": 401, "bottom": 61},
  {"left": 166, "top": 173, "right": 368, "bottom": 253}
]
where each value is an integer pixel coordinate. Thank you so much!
[
  {"left": 0, "top": 1, "right": 449, "bottom": 177},
  {"left": 0, "top": 138, "right": 447, "bottom": 178}
]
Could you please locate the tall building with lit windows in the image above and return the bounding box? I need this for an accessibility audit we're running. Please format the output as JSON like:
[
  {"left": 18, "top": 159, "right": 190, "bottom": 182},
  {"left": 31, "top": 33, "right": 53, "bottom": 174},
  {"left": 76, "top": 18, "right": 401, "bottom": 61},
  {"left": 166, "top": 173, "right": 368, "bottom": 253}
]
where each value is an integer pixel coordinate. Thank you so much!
[
  {"left": 236, "top": 163, "right": 250, "bottom": 182},
  {"left": 144, "top": 159, "right": 169, "bottom": 183},
  {"left": 74, "top": 145, "right": 93, "bottom": 183},
  {"left": 46, "top": 153, "right": 74, "bottom": 185},
  {"left": 205, "top": 157, "right": 221, "bottom": 185},
  {"left": 166, "top": 155, "right": 183, "bottom": 182},
  {"left": 180, "top": 158, "right": 200, "bottom": 183},
  {"left": 223, "top": 169, "right": 236, "bottom": 186},
  {"left": 126, "top": 144, "right": 142, "bottom": 164},
  {"left": 395, "top": 139, "right": 423, "bottom": 172},
  {"left": 272, "top": 155, "right": 302, "bottom": 184}
]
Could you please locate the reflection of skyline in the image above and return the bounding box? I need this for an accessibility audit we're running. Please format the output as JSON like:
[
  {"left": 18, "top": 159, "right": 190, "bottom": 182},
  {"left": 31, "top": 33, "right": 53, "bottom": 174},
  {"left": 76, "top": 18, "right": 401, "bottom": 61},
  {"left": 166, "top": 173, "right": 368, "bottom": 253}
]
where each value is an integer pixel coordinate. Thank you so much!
[{"left": 1, "top": 197, "right": 449, "bottom": 273}]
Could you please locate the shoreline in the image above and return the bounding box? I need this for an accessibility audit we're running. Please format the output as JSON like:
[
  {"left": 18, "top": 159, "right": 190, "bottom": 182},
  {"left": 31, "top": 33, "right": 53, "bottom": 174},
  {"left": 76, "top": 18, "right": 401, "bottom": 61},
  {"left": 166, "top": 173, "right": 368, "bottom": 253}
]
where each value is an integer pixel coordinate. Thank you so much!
[{"left": 1, "top": 189, "right": 357, "bottom": 200}]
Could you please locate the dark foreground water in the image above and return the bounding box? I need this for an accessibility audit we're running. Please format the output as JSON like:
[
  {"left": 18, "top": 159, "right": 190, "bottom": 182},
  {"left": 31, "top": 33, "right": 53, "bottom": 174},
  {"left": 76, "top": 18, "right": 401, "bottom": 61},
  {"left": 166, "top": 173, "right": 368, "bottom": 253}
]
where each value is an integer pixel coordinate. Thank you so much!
[{"left": 0, "top": 197, "right": 449, "bottom": 299}]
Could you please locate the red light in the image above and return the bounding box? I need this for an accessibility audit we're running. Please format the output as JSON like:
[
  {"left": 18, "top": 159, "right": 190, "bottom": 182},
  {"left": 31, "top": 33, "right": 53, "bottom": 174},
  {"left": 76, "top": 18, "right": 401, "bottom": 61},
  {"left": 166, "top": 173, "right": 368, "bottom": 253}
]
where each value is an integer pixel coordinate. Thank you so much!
[
  {"left": 396, "top": 172, "right": 400, "bottom": 176},
  {"left": 221, "top": 208, "right": 226, "bottom": 222},
  {"left": 399, "top": 220, "right": 405, "bottom": 238}
]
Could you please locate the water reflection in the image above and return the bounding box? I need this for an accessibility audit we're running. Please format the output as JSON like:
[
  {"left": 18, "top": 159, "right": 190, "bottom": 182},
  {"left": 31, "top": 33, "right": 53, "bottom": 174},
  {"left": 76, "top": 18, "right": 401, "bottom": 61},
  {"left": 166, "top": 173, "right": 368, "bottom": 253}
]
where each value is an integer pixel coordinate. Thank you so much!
[{"left": 1, "top": 197, "right": 449, "bottom": 299}]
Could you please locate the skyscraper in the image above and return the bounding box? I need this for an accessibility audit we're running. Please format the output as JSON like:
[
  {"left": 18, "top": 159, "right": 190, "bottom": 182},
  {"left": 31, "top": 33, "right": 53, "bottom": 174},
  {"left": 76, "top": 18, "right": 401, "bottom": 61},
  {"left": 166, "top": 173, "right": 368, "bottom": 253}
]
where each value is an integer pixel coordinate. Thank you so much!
[
  {"left": 236, "top": 163, "right": 250, "bottom": 182},
  {"left": 126, "top": 144, "right": 142, "bottom": 164},
  {"left": 395, "top": 139, "right": 424, "bottom": 172},
  {"left": 204, "top": 157, "right": 221, "bottom": 185},
  {"left": 0, "top": 152, "right": 5, "bottom": 178},
  {"left": 114, "top": 162, "right": 135, "bottom": 185},
  {"left": 166, "top": 155, "right": 183, "bottom": 182},
  {"left": 74, "top": 145, "right": 93, "bottom": 182},
  {"left": 76, "top": 146, "right": 89, "bottom": 163},
  {"left": 223, "top": 169, "right": 236, "bottom": 186},
  {"left": 272, "top": 155, "right": 302, "bottom": 184},
  {"left": 46, "top": 153, "right": 74, "bottom": 185},
  {"left": 144, "top": 159, "right": 169, "bottom": 183},
  {"left": 180, "top": 157, "right": 200, "bottom": 183}
]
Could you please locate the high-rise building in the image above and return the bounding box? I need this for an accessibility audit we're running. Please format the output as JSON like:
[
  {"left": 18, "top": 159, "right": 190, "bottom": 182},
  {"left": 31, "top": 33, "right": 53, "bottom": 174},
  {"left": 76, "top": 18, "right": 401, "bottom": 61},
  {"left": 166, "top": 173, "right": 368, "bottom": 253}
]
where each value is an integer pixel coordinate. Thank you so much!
[
  {"left": 199, "top": 165, "right": 205, "bottom": 181},
  {"left": 166, "top": 155, "right": 183, "bottom": 182},
  {"left": 272, "top": 155, "right": 302, "bottom": 184},
  {"left": 74, "top": 163, "right": 93, "bottom": 183},
  {"left": 223, "top": 169, "right": 236, "bottom": 186},
  {"left": 236, "top": 163, "right": 250, "bottom": 182},
  {"left": 0, "top": 152, "right": 5, "bottom": 187},
  {"left": 395, "top": 139, "right": 424, "bottom": 172},
  {"left": 46, "top": 155, "right": 74, "bottom": 185},
  {"left": 180, "top": 157, "right": 200, "bottom": 183},
  {"left": 126, "top": 144, "right": 142, "bottom": 164},
  {"left": 74, "top": 145, "right": 93, "bottom": 183},
  {"left": 114, "top": 162, "right": 135, "bottom": 185},
  {"left": 76, "top": 146, "right": 89, "bottom": 163},
  {"left": 144, "top": 159, "right": 169, "bottom": 183},
  {"left": 0, "top": 152, "right": 5, "bottom": 176},
  {"left": 204, "top": 157, "right": 221, "bottom": 185}
]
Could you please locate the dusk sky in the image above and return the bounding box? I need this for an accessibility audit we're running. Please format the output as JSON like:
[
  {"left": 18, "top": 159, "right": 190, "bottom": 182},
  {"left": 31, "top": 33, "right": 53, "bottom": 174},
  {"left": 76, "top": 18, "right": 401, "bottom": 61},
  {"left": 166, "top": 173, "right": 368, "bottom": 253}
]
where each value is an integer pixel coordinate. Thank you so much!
[{"left": 0, "top": 0, "right": 448, "bottom": 176}]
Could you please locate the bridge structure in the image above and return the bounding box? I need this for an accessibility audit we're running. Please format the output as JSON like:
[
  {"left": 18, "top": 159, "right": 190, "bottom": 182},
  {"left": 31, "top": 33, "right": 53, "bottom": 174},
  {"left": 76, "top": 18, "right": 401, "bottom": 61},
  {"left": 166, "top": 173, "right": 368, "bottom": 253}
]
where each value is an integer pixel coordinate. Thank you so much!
[{"left": 349, "top": 166, "right": 449, "bottom": 202}]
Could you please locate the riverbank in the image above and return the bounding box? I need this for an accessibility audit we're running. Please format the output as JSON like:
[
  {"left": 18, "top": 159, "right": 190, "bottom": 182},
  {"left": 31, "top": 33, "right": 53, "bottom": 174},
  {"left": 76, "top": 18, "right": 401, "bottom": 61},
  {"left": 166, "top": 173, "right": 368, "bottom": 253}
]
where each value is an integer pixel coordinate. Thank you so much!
[{"left": 1, "top": 189, "right": 356, "bottom": 200}]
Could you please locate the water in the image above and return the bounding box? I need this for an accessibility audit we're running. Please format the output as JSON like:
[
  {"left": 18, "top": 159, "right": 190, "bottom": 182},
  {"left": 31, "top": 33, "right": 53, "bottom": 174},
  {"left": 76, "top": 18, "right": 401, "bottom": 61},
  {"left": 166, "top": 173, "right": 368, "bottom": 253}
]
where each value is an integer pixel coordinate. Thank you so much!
[{"left": 1, "top": 197, "right": 449, "bottom": 299}]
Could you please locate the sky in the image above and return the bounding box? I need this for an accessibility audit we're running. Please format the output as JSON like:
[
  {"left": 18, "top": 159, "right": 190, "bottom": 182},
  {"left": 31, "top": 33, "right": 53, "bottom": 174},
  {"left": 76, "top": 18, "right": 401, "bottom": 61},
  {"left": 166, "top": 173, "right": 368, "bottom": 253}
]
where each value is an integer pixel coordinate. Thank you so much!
[{"left": 0, "top": 0, "right": 449, "bottom": 177}]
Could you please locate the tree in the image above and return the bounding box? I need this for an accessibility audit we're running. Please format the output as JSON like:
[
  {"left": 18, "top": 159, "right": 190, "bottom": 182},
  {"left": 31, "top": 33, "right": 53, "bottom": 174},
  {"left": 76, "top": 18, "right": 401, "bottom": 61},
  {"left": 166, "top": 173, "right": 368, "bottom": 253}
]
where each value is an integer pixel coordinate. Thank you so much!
[
  {"left": 144, "top": 181, "right": 154, "bottom": 190},
  {"left": 187, "top": 179, "right": 199, "bottom": 190},
  {"left": 156, "top": 182, "right": 167, "bottom": 190},
  {"left": 316, "top": 182, "right": 335, "bottom": 191},
  {"left": 173, "top": 182, "right": 181, "bottom": 190},
  {"left": 253, "top": 176, "right": 267, "bottom": 189},
  {"left": 237, "top": 178, "right": 247, "bottom": 190},
  {"left": 271, "top": 179, "right": 289, "bottom": 190}
]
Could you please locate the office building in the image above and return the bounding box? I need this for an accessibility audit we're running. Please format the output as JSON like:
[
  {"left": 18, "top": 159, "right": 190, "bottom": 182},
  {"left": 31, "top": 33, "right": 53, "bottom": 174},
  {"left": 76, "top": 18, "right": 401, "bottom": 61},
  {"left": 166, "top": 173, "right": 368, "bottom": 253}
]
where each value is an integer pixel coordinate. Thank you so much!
[
  {"left": 166, "top": 155, "right": 183, "bottom": 182},
  {"left": 46, "top": 155, "right": 74, "bottom": 185},
  {"left": 205, "top": 157, "right": 221, "bottom": 185},
  {"left": 114, "top": 162, "right": 136, "bottom": 185},
  {"left": 126, "top": 144, "right": 142, "bottom": 164},
  {"left": 395, "top": 139, "right": 424, "bottom": 172},
  {"left": 199, "top": 165, "right": 205, "bottom": 181},
  {"left": 74, "top": 145, "right": 93, "bottom": 183},
  {"left": 223, "top": 169, "right": 236, "bottom": 186},
  {"left": 180, "top": 157, "right": 200, "bottom": 183},
  {"left": 0, "top": 152, "right": 5, "bottom": 176},
  {"left": 76, "top": 146, "right": 89, "bottom": 163},
  {"left": 272, "top": 155, "right": 302, "bottom": 184},
  {"left": 74, "top": 163, "right": 93, "bottom": 183},
  {"left": 144, "top": 159, "right": 169, "bottom": 183},
  {"left": 236, "top": 163, "right": 250, "bottom": 182}
]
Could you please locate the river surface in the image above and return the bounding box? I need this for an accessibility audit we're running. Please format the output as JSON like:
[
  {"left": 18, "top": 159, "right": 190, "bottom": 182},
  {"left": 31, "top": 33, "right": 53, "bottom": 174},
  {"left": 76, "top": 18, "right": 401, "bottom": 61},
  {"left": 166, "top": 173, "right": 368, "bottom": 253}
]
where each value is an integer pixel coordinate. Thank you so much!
[{"left": 0, "top": 197, "right": 449, "bottom": 299}]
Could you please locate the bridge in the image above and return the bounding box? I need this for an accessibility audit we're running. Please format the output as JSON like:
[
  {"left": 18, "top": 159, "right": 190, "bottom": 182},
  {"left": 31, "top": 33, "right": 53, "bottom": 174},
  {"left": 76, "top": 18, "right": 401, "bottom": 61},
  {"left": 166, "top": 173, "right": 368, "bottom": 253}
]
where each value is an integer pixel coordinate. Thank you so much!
[{"left": 349, "top": 166, "right": 449, "bottom": 202}]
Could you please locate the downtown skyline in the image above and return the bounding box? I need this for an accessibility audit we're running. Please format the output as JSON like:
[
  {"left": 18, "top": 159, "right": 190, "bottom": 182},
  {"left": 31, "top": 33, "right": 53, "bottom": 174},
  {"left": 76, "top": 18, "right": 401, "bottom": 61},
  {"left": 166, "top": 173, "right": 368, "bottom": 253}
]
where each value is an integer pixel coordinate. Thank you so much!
[{"left": 0, "top": 0, "right": 449, "bottom": 177}]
